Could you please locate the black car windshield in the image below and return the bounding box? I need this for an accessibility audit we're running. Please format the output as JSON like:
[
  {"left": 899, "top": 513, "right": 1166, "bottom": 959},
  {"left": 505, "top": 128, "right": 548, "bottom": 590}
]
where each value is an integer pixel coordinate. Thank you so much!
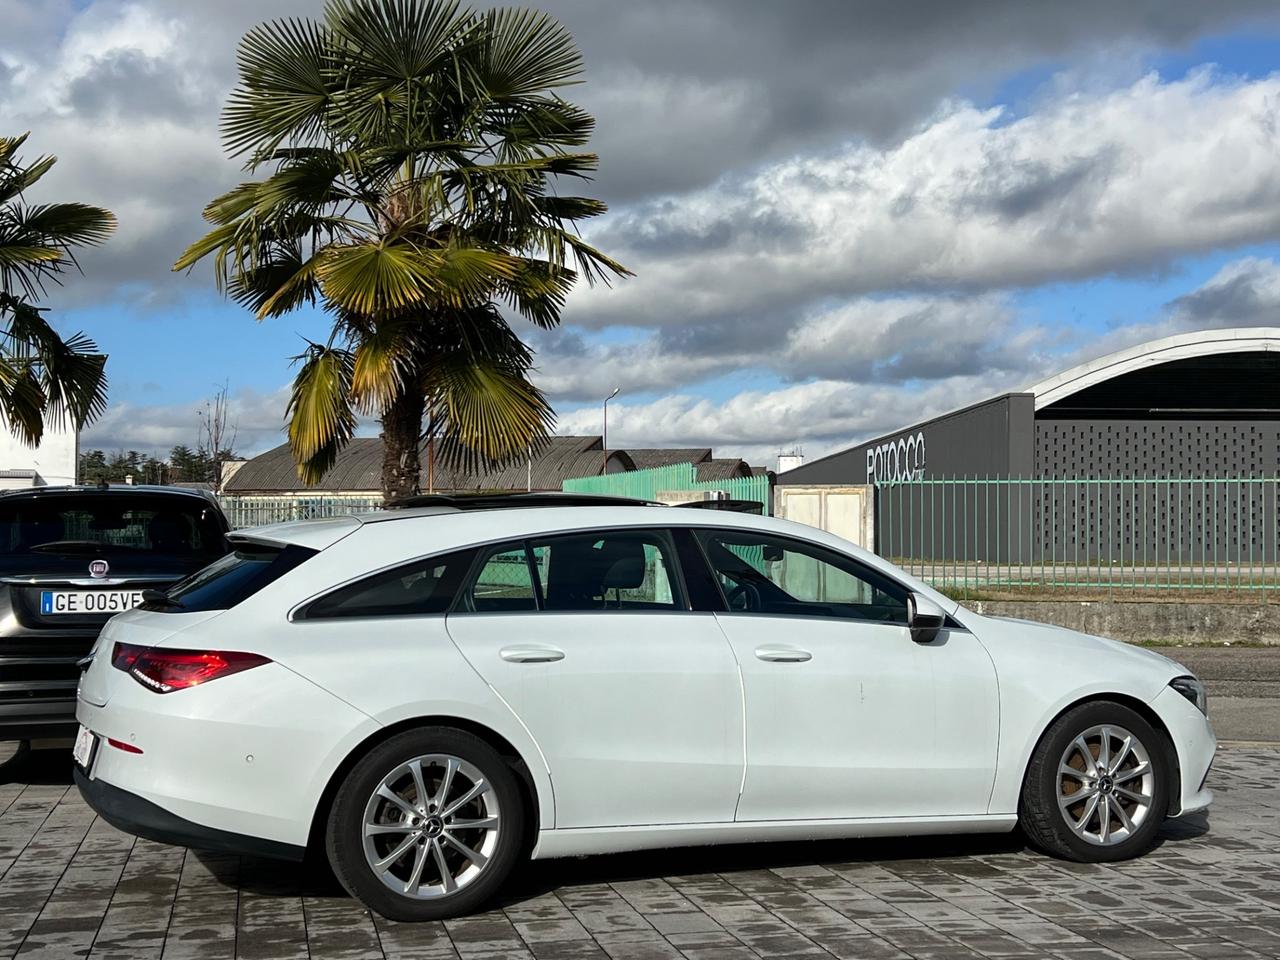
[{"left": 0, "top": 494, "right": 226, "bottom": 565}]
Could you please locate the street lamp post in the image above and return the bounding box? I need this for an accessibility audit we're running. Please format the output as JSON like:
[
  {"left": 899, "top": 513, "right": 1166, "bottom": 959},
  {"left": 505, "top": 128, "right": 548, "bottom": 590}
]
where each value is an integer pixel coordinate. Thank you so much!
[{"left": 602, "top": 387, "right": 620, "bottom": 474}]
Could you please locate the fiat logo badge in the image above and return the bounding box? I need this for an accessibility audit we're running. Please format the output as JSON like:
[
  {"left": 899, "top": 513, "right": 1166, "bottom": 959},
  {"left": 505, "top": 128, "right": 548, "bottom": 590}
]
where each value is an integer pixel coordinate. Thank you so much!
[{"left": 88, "top": 559, "right": 109, "bottom": 579}]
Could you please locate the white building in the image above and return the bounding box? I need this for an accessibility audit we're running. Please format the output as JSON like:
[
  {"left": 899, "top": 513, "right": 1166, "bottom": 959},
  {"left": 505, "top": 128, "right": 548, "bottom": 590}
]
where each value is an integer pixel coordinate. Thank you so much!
[{"left": 0, "top": 423, "right": 77, "bottom": 488}]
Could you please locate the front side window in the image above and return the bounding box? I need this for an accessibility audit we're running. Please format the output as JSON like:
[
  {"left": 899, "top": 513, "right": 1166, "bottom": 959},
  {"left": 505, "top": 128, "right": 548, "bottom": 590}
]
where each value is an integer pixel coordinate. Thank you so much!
[
  {"left": 531, "top": 529, "right": 682, "bottom": 611},
  {"left": 695, "top": 529, "right": 908, "bottom": 623},
  {"left": 303, "top": 549, "right": 475, "bottom": 619}
]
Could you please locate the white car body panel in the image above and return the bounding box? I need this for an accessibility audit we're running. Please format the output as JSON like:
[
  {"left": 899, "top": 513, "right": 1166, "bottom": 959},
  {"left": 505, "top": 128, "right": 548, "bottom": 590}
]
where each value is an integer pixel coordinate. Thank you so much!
[
  {"left": 251, "top": 613, "right": 558, "bottom": 831},
  {"left": 949, "top": 610, "right": 1211, "bottom": 815},
  {"left": 447, "top": 611, "right": 742, "bottom": 828},
  {"left": 531, "top": 813, "right": 1019, "bottom": 859},
  {"left": 77, "top": 653, "right": 376, "bottom": 846},
  {"left": 712, "top": 614, "right": 999, "bottom": 821},
  {"left": 74, "top": 505, "right": 1216, "bottom": 865}
]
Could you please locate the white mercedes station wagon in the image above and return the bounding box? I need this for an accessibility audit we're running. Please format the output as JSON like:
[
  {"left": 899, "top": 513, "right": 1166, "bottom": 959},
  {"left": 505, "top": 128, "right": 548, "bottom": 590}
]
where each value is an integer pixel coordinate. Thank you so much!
[{"left": 74, "top": 495, "right": 1215, "bottom": 921}]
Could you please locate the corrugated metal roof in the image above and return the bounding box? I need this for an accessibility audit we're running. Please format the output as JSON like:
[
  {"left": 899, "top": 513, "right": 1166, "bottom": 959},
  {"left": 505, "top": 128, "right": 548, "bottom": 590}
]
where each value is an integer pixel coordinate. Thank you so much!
[
  {"left": 226, "top": 435, "right": 763, "bottom": 494},
  {"left": 226, "top": 436, "right": 612, "bottom": 494},
  {"left": 695, "top": 458, "right": 752, "bottom": 482},
  {"left": 621, "top": 448, "right": 712, "bottom": 470}
]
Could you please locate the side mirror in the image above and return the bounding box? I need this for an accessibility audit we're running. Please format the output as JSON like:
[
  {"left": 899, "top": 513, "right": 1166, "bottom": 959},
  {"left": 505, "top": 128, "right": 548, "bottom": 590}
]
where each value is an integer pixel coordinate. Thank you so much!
[{"left": 907, "top": 592, "right": 946, "bottom": 644}]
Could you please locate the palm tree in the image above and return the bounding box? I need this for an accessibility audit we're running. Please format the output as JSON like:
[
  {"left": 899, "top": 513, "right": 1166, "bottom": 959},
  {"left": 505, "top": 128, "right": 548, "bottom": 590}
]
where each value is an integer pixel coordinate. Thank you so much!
[
  {"left": 175, "top": 0, "right": 628, "bottom": 502},
  {"left": 0, "top": 133, "right": 112, "bottom": 444}
]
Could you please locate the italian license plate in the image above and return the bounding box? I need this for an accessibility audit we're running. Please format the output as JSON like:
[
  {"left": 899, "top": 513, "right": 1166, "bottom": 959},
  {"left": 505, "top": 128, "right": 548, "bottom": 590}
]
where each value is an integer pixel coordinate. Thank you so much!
[
  {"left": 40, "top": 590, "right": 145, "bottom": 615},
  {"left": 73, "top": 724, "right": 98, "bottom": 771}
]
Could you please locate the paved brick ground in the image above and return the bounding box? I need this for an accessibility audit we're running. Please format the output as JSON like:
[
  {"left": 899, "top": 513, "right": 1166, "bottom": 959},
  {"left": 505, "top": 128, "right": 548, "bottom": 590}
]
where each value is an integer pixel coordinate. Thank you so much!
[{"left": 0, "top": 746, "right": 1277, "bottom": 960}]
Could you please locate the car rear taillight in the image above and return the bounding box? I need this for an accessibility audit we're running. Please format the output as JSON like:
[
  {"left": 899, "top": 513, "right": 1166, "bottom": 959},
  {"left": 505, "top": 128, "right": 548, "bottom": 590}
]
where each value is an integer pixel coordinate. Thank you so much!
[{"left": 112, "top": 642, "right": 270, "bottom": 693}]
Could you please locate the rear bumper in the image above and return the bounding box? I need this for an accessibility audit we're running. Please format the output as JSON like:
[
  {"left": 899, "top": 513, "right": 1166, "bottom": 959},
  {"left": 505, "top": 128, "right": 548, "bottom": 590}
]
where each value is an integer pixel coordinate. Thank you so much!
[{"left": 74, "top": 767, "right": 305, "bottom": 861}]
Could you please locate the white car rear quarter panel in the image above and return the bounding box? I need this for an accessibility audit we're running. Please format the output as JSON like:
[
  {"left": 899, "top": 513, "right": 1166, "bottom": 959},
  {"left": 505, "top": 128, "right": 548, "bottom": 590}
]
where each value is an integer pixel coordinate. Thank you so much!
[
  {"left": 251, "top": 613, "right": 557, "bottom": 831},
  {"left": 77, "top": 658, "right": 376, "bottom": 847}
]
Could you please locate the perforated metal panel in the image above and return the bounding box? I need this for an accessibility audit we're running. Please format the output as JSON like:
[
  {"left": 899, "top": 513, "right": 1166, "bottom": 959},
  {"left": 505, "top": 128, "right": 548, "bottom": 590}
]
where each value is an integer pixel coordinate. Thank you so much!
[{"left": 1035, "top": 420, "right": 1280, "bottom": 477}]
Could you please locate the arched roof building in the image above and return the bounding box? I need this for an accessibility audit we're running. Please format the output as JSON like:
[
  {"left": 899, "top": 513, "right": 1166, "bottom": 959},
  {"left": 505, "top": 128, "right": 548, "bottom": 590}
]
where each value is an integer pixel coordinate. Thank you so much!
[{"left": 778, "top": 328, "right": 1280, "bottom": 485}]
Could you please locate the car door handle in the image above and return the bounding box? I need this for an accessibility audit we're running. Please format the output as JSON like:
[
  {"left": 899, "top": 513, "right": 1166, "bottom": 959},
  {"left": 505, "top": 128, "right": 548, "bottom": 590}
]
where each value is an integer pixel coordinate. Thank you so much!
[
  {"left": 499, "top": 645, "right": 565, "bottom": 663},
  {"left": 754, "top": 644, "right": 812, "bottom": 663}
]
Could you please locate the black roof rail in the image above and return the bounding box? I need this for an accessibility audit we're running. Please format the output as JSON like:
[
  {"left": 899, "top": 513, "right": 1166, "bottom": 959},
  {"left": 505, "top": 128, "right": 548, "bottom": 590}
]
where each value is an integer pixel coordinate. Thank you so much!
[
  {"left": 671, "top": 498, "right": 765, "bottom": 515},
  {"left": 387, "top": 492, "right": 664, "bottom": 511}
]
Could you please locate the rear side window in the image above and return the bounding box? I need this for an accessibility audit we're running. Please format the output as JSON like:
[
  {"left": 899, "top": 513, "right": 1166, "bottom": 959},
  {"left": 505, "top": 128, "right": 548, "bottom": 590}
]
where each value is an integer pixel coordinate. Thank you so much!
[
  {"left": 461, "top": 545, "right": 537, "bottom": 612},
  {"left": 531, "top": 529, "right": 682, "bottom": 612},
  {"left": 303, "top": 550, "right": 476, "bottom": 619},
  {"left": 154, "top": 544, "right": 316, "bottom": 613}
]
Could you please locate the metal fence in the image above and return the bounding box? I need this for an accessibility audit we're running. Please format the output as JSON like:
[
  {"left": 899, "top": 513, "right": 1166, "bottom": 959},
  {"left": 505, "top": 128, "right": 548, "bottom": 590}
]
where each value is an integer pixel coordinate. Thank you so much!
[
  {"left": 877, "top": 477, "right": 1280, "bottom": 596},
  {"left": 563, "top": 463, "right": 772, "bottom": 514},
  {"left": 218, "top": 495, "right": 385, "bottom": 529}
]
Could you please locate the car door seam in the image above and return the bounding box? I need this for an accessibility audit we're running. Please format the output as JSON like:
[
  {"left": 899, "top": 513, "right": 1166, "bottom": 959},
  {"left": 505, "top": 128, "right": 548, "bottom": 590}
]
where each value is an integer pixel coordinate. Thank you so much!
[
  {"left": 443, "top": 615, "right": 556, "bottom": 826},
  {"left": 709, "top": 612, "right": 750, "bottom": 819},
  {"left": 971, "top": 632, "right": 1003, "bottom": 814}
]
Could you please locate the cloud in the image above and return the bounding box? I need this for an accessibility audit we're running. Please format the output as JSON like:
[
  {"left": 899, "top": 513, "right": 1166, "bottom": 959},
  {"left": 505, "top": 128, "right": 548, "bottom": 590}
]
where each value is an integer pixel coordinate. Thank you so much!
[
  {"left": 1166, "top": 257, "right": 1280, "bottom": 328},
  {"left": 548, "top": 255, "right": 1280, "bottom": 465},
  {"left": 3, "top": 0, "right": 1279, "bottom": 309},
  {"left": 571, "top": 70, "right": 1280, "bottom": 338},
  {"left": 553, "top": 374, "right": 1032, "bottom": 467},
  {"left": 82, "top": 385, "right": 292, "bottom": 458},
  {"left": 551, "top": 0, "right": 1280, "bottom": 202},
  {"left": 0, "top": 5, "right": 235, "bottom": 308},
  {"left": 532, "top": 294, "right": 1057, "bottom": 403}
]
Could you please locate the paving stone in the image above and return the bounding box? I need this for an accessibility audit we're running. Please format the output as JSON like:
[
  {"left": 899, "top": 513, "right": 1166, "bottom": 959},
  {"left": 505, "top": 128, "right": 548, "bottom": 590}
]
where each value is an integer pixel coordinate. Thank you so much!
[{"left": 0, "top": 747, "right": 1275, "bottom": 958}]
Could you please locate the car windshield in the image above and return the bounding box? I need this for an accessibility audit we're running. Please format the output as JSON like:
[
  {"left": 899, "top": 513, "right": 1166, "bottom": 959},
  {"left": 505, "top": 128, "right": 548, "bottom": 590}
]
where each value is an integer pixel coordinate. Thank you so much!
[{"left": 0, "top": 494, "right": 226, "bottom": 565}]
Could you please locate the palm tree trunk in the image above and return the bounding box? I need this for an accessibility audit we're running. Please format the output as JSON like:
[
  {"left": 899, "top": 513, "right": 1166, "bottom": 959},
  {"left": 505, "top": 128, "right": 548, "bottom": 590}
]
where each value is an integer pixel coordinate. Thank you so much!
[{"left": 380, "top": 386, "right": 424, "bottom": 504}]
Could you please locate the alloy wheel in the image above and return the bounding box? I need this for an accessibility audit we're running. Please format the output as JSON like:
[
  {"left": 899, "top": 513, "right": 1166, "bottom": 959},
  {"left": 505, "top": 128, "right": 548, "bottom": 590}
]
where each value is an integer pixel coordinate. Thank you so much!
[
  {"left": 361, "top": 754, "right": 501, "bottom": 899},
  {"left": 1057, "top": 724, "right": 1155, "bottom": 846}
]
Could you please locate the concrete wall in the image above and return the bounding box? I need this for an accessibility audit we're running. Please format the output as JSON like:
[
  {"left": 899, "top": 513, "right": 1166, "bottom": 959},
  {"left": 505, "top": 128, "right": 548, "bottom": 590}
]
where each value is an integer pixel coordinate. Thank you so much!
[
  {"left": 966, "top": 598, "right": 1280, "bottom": 646},
  {"left": 774, "top": 485, "right": 874, "bottom": 548}
]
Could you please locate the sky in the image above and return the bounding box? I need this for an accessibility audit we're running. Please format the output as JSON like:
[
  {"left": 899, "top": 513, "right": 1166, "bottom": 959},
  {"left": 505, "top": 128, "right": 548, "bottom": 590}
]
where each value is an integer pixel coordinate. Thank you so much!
[{"left": 7, "top": 0, "right": 1280, "bottom": 468}]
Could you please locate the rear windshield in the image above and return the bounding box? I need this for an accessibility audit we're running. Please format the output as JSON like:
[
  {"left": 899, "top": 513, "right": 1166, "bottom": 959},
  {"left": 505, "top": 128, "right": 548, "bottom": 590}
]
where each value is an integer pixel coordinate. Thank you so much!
[
  {"left": 0, "top": 494, "right": 226, "bottom": 564},
  {"left": 150, "top": 543, "right": 316, "bottom": 612}
]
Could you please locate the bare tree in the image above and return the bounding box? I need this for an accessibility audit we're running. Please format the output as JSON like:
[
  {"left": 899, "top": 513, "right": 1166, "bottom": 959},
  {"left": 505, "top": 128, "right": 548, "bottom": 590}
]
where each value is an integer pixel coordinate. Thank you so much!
[{"left": 197, "top": 381, "right": 239, "bottom": 493}]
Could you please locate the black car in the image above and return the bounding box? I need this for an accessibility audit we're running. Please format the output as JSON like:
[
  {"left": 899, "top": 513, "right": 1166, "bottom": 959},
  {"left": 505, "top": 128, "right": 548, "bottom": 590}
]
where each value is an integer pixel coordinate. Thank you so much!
[{"left": 0, "top": 485, "right": 230, "bottom": 742}]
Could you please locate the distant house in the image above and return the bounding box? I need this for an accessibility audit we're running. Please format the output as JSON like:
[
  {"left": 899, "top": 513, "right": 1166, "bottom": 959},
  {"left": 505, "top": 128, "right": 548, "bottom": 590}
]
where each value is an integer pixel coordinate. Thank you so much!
[{"left": 223, "top": 435, "right": 760, "bottom": 497}]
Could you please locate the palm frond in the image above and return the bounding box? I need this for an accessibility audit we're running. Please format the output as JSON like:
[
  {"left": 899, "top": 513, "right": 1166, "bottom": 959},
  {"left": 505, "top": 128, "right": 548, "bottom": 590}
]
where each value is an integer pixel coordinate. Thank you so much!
[
  {"left": 314, "top": 241, "right": 440, "bottom": 314},
  {"left": 222, "top": 16, "right": 333, "bottom": 158},
  {"left": 4, "top": 299, "right": 108, "bottom": 428},
  {"left": 499, "top": 257, "right": 573, "bottom": 328},
  {"left": 285, "top": 344, "right": 357, "bottom": 483},
  {"left": 429, "top": 351, "right": 554, "bottom": 465},
  {"left": 476, "top": 8, "right": 583, "bottom": 98},
  {"left": 0, "top": 142, "right": 56, "bottom": 205},
  {"left": 0, "top": 133, "right": 30, "bottom": 167},
  {"left": 0, "top": 356, "right": 47, "bottom": 446},
  {"left": 14, "top": 203, "right": 117, "bottom": 247},
  {"left": 350, "top": 317, "right": 411, "bottom": 413}
]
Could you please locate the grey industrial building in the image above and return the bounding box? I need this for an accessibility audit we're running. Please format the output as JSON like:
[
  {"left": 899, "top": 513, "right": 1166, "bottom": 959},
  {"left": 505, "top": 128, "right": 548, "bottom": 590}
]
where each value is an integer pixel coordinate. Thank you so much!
[
  {"left": 779, "top": 328, "right": 1280, "bottom": 485},
  {"left": 777, "top": 328, "right": 1280, "bottom": 562}
]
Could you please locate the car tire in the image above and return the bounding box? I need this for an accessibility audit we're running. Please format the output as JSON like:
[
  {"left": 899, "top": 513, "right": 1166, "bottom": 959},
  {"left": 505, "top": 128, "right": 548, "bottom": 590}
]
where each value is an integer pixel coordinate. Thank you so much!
[
  {"left": 1020, "top": 700, "right": 1171, "bottom": 863},
  {"left": 325, "top": 727, "right": 525, "bottom": 921}
]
